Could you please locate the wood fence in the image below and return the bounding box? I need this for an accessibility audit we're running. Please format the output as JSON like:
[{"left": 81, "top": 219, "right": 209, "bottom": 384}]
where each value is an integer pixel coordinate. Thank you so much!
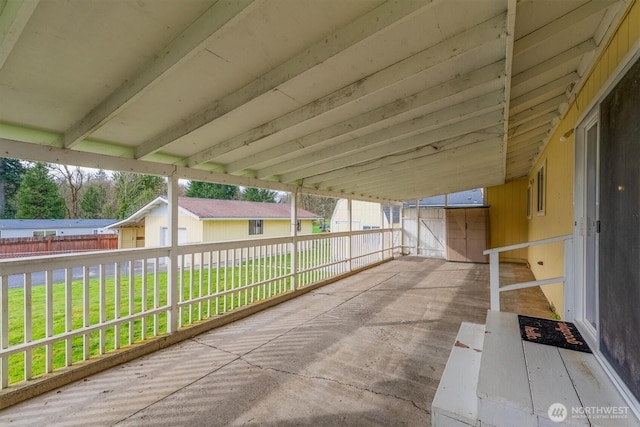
[{"left": 0, "top": 234, "right": 118, "bottom": 259}]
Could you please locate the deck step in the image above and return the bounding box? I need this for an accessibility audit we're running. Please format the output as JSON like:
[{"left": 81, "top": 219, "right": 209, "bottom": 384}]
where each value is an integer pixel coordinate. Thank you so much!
[
  {"left": 432, "top": 322, "right": 485, "bottom": 427},
  {"left": 477, "top": 311, "right": 537, "bottom": 427},
  {"left": 476, "top": 311, "right": 640, "bottom": 427}
]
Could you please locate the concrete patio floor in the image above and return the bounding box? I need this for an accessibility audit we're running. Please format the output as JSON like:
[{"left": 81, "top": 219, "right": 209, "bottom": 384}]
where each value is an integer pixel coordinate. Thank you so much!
[{"left": 0, "top": 258, "right": 552, "bottom": 426}]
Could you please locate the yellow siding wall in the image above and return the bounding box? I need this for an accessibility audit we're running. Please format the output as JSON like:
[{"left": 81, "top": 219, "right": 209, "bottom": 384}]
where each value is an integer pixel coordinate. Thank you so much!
[
  {"left": 486, "top": 177, "right": 528, "bottom": 262},
  {"left": 527, "top": 0, "right": 640, "bottom": 316},
  {"left": 203, "top": 219, "right": 314, "bottom": 242}
]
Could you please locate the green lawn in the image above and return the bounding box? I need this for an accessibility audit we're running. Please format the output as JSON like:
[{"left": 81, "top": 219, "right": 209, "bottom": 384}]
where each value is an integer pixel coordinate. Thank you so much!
[{"left": 2, "top": 245, "right": 335, "bottom": 384}]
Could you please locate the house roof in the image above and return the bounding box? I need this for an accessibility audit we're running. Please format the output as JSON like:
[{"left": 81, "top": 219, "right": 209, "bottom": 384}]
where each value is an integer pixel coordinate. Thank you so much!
[
  {"left": 108, "top": 197, "right": 322, "bottom": 228},
  {"left": 178, "top": 197, "right": 321, "bottom": 220},
  {"left": 0, "top": 1, "right": 627, "bottom": 202},
  {"left": 0, "top": 219, "right": 117, "bottom": 230}
]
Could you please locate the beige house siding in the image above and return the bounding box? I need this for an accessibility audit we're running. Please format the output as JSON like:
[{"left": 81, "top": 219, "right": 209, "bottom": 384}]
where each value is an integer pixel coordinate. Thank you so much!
[
  {"left": 145, "top": 208, "right": 203, "bottom": 247},
  {"left": 203, "top": 219, "right": 314, "bottom": 242},
  {"left": 331, "top": 199, "right": 385, "bottom": 232}
]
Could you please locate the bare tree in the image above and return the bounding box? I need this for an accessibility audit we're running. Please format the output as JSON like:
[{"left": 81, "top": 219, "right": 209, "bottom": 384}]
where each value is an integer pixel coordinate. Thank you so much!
[
  {"left": 280, "top": 193, "right": 338, "bottom": 221},
  {"left": 53, "top": 164, "right": 86, "bottom": 218}
]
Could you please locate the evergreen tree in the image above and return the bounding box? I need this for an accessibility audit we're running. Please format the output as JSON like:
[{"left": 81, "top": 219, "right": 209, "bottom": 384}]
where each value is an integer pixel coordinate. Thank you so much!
[
  {"left": 80, "top": 184, "right": 107, "bottom": 218},
  {"left": 0, "top": 158, "right": 26, "bottom": 218},
  {"left": 186, "top": 181, "right": 239, "bottom": 200},
  {"left": 240, "top": 187, "right": 278, "bottom": 203},
  {"left": 15, "top": 163, "right": 66, "bottom": 219}
]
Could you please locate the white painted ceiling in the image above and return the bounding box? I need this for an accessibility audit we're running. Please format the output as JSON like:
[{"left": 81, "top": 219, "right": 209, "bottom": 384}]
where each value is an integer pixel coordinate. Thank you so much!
[{"left": 0, "top": 0, "right": 627, "bottom": 202}]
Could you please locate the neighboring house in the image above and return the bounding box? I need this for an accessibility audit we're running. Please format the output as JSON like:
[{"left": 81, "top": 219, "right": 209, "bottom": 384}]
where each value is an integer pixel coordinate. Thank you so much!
[
  {"left": 330, "top": 200, "right": 401, "bottom": 232},
  {"left": 0, "top": 219, "right": 117, "bottom": 239},
  {"left": 107, "top": 197, "right": 322, "bottom": 249}
]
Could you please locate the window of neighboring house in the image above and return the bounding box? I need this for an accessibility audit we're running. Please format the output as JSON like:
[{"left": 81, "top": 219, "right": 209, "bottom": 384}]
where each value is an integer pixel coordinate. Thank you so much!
[
  {"left": 33, "top": 230, "right": 56, "bottom": 237},
  {"left": 296, "top": 220, "right": 302, "bottom": 232},
  {"left": 526, "top": 184, "right": 532, "bottom": 219},
  {"left": 536, "top": 161, "right": 546, "bottom": 215},
  {"left": 249, "top": 219, "right": 263, "bottom": 235}
]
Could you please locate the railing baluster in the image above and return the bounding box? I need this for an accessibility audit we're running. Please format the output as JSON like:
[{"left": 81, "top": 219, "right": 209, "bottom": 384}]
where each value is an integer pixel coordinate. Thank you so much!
[
  {"left": 114, "top": 262, "right": 121, "bottom": 349},
  {"left": 250, "top": 246, "right": 255, "bottom": 303},
  {"left": 188, "top": 253, "right": 194, "bottom": 325},
  {"left": 99, "top": 264, "right": 106, "bottom": 355},
  {"left": 231, "top": 248, "right": 236, "bottom": 309},
  {"left": 207, "top": 251, "right": 212, "bottom": 318},
  {"left": 24, "top": 273, "right": 32, "bottom": 380},
  {"left": 215, "top": 250, "right": 220, "bottom": 316},
  {"left": 1, "top": 274, "right": 9, "bottom": 388},
  {"left": 141, "top": 259, "right": 147, "bottom": 340},
  {"left": 45, "top": 270, "right": 53, "bottom": 373},
  {"left": 179, "top": 254, "right": 185, "bottom": 327},
  {"left": 128, "top": 261, "right": 134, "bottom": 345},
  {"left": 153, "top": 258, "right": 159, "bottom": 336},
  {"left": 244, "top": 247, "right": 249, "bottom": 304},
  {"left": 198, "top": 252, "right": 203, "bottom": 320},
  {"left": 83, "top": 265, "right": 90, "bottom": 361},
  {"left": 65, "top": 268, "right": 72, "bottom": 366},
  {"left": 222, "top": 250, "right": 228, "bottom": 313}
]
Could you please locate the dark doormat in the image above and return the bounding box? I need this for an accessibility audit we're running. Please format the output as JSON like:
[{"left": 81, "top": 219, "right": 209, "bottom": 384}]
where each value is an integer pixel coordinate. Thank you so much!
[{"left": 518, "top": 315, "right": 592, "bottom": 353}]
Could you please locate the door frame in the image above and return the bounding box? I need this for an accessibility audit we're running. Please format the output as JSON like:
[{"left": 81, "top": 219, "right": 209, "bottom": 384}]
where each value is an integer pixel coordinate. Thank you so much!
[
  {"left": 573, "top": 108, "right": 599, "bottom": 343},
  {"left": 572, "top": 41, "right": 640, "bottom": 417}
]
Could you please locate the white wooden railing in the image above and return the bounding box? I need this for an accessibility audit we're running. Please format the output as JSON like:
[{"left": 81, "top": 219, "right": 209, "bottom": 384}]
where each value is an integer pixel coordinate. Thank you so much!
[
  {"left": 484, "top": 235, "right": 574, "bottom": 317},
  {"left": 0, "top": 228, "right": 402, "bottom": 389}
]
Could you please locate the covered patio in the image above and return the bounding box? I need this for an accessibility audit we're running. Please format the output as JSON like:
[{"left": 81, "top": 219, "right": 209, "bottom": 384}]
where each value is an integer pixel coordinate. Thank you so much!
[
  {"left": 0, "top": 258, "right": 551, "bottom": 426},
  {"left": 2, "top": 0, "right": 640, "bottom": 424}
]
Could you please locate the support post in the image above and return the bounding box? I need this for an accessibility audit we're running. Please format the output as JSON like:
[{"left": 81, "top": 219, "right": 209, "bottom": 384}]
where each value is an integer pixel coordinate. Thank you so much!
[
  {"left": 167, "top": 171, "right": 179, "bottom": 333},
  {"left": 290, "top": 189, "right": 298, "bottom": 292},
  {"left": 489, "top": 252, "right": 500, "bottom": 311},
  {"left": 380, "top": 203, "right": 385, "bottom": 260},
  {"left": 563, "top": 238, "right": 574, "bottom": 321},
  {"left": 415, "top": 199, "right": 419, "bottom": 256},
  {"left": 348, "top": 198, "right": 353, "bottom": 271}
]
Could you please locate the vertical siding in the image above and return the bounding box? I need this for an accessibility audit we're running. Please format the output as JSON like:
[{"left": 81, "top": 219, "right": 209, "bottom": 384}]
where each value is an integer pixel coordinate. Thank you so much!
[
  {"left": 527, "top": 0, "right": 640, "bottom": 315},
  {"left": 486, "top": 178, "right": 528, "bottom": 262}
]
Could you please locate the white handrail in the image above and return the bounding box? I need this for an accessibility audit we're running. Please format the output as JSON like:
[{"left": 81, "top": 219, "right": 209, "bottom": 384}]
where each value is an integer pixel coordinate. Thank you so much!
[
  {"left": 483, "top": 235, "right": 573, "bottom": 315},
  {"left": 483, "top": 234, "right": 572, "bottom": 254}
]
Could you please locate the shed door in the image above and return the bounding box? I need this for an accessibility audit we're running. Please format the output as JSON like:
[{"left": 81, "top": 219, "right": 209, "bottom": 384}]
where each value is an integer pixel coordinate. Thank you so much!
[
  {"left": 419, "top": 208, "right": 446, "bottom": 258},
  {"left": 446, "top": 208, "right": 489, "bottom": 263},
  {"left": 446, "top": 209, "right": 467, "bottom": 262}
]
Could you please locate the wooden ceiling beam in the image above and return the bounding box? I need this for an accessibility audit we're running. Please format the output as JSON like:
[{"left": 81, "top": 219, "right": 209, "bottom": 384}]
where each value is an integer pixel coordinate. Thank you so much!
[
  {"left": 0, "top": 0, "right": 38, "bottom": 71},
  {"left": 134, "top": 0, "right": 434, "bottom": 159},
  {"left": 513, "top": 0, "right": 616, "bottom": 57},
  {"left": 64, "top": 0, "right": 258, "bottom": 149},
  {"left": 186, "top": 12, "right": 508, "bottom": 168},
  {"left": 266, "top": 92, "right": 505, "bottom": 182},
  {"left": 225, "top": 60, "right": 505, "bottom": 174}
]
